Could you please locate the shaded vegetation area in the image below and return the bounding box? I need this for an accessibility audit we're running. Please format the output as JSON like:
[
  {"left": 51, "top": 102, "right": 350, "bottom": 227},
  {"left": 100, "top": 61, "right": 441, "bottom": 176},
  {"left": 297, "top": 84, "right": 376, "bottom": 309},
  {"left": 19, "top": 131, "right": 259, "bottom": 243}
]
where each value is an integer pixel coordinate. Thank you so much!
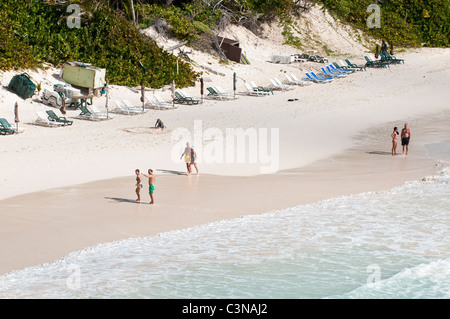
[
  {"left": 0, "top": 0, "right": 198, "bottom": 88},
  {"left": 321, "top": 0, "right": 449, "bottom": 47}
]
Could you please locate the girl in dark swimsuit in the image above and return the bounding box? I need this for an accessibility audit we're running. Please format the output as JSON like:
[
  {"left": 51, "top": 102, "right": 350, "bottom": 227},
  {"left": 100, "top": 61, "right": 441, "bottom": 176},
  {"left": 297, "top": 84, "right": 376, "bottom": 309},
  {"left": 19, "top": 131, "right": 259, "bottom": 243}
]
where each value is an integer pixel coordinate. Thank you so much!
[{"left": 135, "top": 169, "right": 143, "bottom": 202}]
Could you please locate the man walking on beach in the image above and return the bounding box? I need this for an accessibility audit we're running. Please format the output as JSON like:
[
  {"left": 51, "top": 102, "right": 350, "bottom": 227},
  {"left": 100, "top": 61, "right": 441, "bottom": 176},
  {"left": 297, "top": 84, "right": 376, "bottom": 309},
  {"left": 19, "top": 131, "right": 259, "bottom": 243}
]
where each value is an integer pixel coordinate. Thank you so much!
[
  {"left": 401, "top": 123, "right": 411, "bottom": 155},
  {"left": 142, "top": 169, "right": 156, "bottom": 204}
]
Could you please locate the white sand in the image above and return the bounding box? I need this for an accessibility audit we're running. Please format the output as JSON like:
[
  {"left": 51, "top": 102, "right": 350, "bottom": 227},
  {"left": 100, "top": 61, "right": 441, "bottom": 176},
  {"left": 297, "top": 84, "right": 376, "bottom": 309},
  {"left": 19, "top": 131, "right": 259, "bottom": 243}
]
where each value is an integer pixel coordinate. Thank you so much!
[{"left": 0, "top": 6, "right": 449, "bottom": 274}]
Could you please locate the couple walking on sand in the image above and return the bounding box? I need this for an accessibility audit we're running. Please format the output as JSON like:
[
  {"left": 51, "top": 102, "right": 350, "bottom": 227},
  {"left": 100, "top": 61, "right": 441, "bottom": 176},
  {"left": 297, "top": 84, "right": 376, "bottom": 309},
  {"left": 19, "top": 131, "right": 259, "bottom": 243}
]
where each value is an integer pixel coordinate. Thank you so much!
[
  {"left": 135, "top": 168, "right": 155, "bottom": 204},
  {"left": 180, "top": 142, "right": 199, "bottom": 176},
  {"left": 391, "top": 123, "right": 411, "bottom": 156}
]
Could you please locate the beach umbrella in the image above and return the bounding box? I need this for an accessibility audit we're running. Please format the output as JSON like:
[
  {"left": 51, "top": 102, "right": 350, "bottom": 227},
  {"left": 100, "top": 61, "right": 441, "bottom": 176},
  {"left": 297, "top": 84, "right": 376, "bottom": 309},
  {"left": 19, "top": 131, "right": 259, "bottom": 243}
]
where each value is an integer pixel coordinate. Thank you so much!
[
  {"left": 105, "top": 85, "right": 109, "bottom": 119},
  {"left": 140, "top": 84, "right": 145, "bottom": 111},
  {"left": 233, "top": 72, "right": 236, "bottom": 98},
  {"left": 60, "top": 96, "right": 66, "bottom": 115},
  {"left": 171, "top": 80, "right": 175, "bottom": 107},
  {"left": 200, "top": 77, "right": 204, "bottom": 103},
  {"left": 14, "top": 101, "right": 19, "bottom": 132}
]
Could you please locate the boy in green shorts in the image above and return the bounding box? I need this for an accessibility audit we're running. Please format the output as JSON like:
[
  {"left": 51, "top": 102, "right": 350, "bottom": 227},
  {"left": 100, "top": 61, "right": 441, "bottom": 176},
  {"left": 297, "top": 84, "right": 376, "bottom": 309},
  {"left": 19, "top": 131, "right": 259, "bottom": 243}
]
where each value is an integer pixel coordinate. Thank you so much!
[{"left": 142, "top": 169, "right": 156, "bottom": 204}]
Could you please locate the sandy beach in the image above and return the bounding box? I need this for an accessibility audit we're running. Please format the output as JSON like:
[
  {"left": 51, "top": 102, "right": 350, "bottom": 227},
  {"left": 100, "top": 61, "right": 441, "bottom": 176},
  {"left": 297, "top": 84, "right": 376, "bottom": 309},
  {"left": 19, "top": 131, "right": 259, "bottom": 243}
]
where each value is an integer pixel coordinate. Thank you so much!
[{"left": 0, "top": 8, "right": 449, "bottom": 278}]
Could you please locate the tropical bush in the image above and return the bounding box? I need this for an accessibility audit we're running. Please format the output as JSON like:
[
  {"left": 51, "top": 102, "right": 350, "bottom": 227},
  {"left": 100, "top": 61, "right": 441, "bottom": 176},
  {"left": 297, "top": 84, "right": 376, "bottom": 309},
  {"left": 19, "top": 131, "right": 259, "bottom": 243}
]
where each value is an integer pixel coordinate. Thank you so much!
[
  {"left": 321, "top": 0, "right": 450, "bottom": 47},
  {"left": 0, "top": 0, "right": 199, "bottom": 88}
]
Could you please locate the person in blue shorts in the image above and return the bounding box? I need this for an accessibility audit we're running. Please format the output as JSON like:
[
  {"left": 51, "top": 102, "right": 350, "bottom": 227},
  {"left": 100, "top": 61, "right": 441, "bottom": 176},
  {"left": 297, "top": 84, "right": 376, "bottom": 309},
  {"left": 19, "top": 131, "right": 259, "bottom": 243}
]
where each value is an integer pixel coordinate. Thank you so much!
[{"left": 401, "top": 123, "right": 411, "bottom": 155}]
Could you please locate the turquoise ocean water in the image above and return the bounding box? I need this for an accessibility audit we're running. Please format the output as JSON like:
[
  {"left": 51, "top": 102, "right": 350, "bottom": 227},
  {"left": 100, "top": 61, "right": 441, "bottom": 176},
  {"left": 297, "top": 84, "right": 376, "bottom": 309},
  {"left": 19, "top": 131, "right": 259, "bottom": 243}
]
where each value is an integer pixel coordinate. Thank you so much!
[{"left": 0, "top": 140, "right": 448, "bottom": 299}]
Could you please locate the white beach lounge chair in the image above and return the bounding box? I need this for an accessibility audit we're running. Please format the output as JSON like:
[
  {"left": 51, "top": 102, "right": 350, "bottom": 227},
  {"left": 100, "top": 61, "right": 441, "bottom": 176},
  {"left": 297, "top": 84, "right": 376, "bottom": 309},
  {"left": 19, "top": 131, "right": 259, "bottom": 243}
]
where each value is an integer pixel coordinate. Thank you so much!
[
  {"left": 154, "top": 94, "right": 174, "bottom": 108},
  {"left": 269, "top": 78, "right": 292, "bottom": 91},
  {"left": 34, "top": 111, "right": 64, "bottom": 127},
  {"left": 244, "top": 82, "right": 270, "bottom": 96},
  {"left": 123, "top": 100, "right": 145, "bottom": 112},
  {"left": 250, "top": 81, "right": 274, "bottom": 95},
  {"left": 112, "top": 100, "right": 142, "bottom": 115},
  {"left": 291, "top": 74, "right": 312, "bottom": 86},
  {"left": 214, "top": 86, "right": 237, "bottom": 99},
  {"left": 89, "top": 105, "right": 111, "bottom": 120}
]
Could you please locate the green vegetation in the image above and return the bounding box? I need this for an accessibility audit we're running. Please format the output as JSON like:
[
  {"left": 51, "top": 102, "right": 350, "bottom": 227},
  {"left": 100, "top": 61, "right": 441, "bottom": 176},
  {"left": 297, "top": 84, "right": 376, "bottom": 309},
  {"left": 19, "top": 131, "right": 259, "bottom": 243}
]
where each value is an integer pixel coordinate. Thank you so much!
[
  {"left": 0, "top": 0, "right": 198, "bottom": 88},
  {"left": 321, "top": 0, "right": 449, "bottom": 47},
  {"left": 2, "top": 0, "right": 448, "bottom": 86}
]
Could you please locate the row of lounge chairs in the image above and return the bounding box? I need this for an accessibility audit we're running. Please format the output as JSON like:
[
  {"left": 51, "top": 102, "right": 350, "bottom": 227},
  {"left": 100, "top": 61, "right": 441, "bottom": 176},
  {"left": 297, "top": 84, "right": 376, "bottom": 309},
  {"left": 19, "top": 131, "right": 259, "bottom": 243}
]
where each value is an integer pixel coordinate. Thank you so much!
[{"left": 242, "top": 73, "right": 312, "bottom": 96}]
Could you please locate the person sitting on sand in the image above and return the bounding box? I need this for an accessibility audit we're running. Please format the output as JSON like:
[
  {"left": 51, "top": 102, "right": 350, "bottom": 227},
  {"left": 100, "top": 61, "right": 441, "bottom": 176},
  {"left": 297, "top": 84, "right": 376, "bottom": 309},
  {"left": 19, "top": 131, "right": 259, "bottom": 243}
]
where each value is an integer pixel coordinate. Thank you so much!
[
  {"left": 190, "top": 146, "right": 199, "bottom": 175},
  {"left": 391, "top": 126, "right": 399, "bottom": 156},
  {"left": 141, "top": 169, "right": 156, "bottom": 204},
  {"left": 401, "top": 123, "right": 411, "bottom": 155},
  {"left": 180, "top": 142, "right": 191, "bottom": 175},
  {"left": 135, "top": 169, "right": 143, "bottom": 202},
  {"left": 155, "top": 119, "right": 165, "bottom": 130}
]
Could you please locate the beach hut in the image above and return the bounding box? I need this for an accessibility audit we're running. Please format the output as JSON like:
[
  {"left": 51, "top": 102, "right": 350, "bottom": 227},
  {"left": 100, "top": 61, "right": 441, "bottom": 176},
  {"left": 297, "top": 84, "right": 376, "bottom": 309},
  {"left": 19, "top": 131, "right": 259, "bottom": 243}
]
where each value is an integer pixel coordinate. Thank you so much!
[{"left": 217, "top": 36, "right": 245, "bottom": 64}]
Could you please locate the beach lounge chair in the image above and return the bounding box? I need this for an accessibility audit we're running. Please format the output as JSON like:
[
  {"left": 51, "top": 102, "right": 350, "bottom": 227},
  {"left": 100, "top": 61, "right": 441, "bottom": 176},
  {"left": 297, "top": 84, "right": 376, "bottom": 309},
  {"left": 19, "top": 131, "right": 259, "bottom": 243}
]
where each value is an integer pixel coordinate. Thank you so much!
[
  {"left": 180, "top": 90, "right": 201, "bottom": 104},
  {"left": 244, "top": 82, "right": 270, "bottom": 96},
  {"left": 123, "top": 100, "right": 145, "bottom": 112},
  {"left": 385, "top": 52, "right": 404, "bottom": 64},
  {"left": 154, "top": 94, "right": 174, "bottom": 107},
  {"left": 309, "top": 55, "right": 328, "bottom": 63},
  {"left": 290, "top": 74, "right": 312, "bottom": 86},
  {"left": 146, "top": 95, "right": 174, "bottom": 109},
  {"left": 90, "top": 105, "right": 111, "bottom": 118},
  {"left": 364, "top": 56, "right": 389, "bottom": 68},
  {"left": 285, "top": 74, "right": 306, "bottom": 86},
  {"left": 310, "top": 72, "right": 333, "bottom": 83},
  {"left": 112, "top": 100, "right": 143, "bottom": 115},
  {"left": 78, "top": 105, "right": 110, "bottom": 121},
  {"left": 274, "top": 78, "right": 295, "bottom": 90},
  {"left": 338, "top": 60, "right": 361, "bottom": 72},
  {"left": 380, "top": 52, "right": 404, "bottom": 64},
  {"left": 45, "top": 110, "right": 73, "bottom": 126},
  {"left": 34, "top": 111, "right": 64, "bottom": 127},
  {"left": 250, "top": 81, "right": 274, "bottom": 94},
  {"left": 321, "top": 67, "right": 345, "bottom": 78},
  {"left": 345, "top": 59, "right": 367, "bottom": 71},
  {"left": 206, "top": 87, "right": 223, "bottom": 100},
  {"left": 269, "top": 78, "right": 293, "bottom": 91},
  {"left": 333, "top": 61, "right": 355, "bottom": 73},
  {"left": 215, "top": 86, "right": 237, "bottom": 99},
  {"left": 174, "top": 91, "right": 200, "bottom": 105},
  {"left": 328, "top": 65, "right": 351, "bottom": 75},
  {"left": 0, "top": 118, "right": 17, "bottom": 135}
]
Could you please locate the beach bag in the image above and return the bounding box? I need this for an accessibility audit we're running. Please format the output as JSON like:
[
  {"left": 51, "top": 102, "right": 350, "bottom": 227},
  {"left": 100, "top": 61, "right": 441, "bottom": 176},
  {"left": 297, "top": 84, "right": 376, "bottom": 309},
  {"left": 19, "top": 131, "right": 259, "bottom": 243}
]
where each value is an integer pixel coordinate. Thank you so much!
[{"left": 8, "top": 73, "right": 37, "bottom": 99}]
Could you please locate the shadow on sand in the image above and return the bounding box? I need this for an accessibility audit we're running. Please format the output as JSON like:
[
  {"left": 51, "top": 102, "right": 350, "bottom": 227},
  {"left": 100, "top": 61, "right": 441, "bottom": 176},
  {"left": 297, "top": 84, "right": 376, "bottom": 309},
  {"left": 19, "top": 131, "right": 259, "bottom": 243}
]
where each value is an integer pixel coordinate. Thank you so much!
[
  {"left": 367, "top": 151, "right": 392, "bottom": 156},
  {"left": 105, "top": 197, "right": 142, "bottom": 204},
  {"left": 156, "top": 169, "right": 187, "bottom": 176}
]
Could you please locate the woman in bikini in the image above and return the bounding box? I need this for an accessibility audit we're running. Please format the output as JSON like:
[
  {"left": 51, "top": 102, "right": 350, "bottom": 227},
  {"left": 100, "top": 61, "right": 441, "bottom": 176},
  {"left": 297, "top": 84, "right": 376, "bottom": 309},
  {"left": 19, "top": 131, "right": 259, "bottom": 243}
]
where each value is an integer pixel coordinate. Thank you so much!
[
  {"left": 135, "top": 169, "right": 143, "bottom": 202},
  {"left": 391, "top": 127, "right": 399, "bottom": 156}
]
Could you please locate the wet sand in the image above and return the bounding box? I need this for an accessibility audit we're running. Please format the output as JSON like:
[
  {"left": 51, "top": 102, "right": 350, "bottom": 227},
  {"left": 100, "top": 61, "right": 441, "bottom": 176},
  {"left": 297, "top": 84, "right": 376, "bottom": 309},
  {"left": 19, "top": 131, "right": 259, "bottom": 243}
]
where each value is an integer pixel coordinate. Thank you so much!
[{"left": 1, "top": 111, "right": 448, "bottom": 275}]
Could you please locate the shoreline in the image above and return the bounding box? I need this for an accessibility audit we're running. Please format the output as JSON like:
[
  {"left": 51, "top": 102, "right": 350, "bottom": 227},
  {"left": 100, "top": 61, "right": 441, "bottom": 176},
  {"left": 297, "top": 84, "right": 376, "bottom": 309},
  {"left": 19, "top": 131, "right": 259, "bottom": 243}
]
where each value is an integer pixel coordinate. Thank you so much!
[{"left": 1, "top": 111, "right": 449, "bottom": 276}]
